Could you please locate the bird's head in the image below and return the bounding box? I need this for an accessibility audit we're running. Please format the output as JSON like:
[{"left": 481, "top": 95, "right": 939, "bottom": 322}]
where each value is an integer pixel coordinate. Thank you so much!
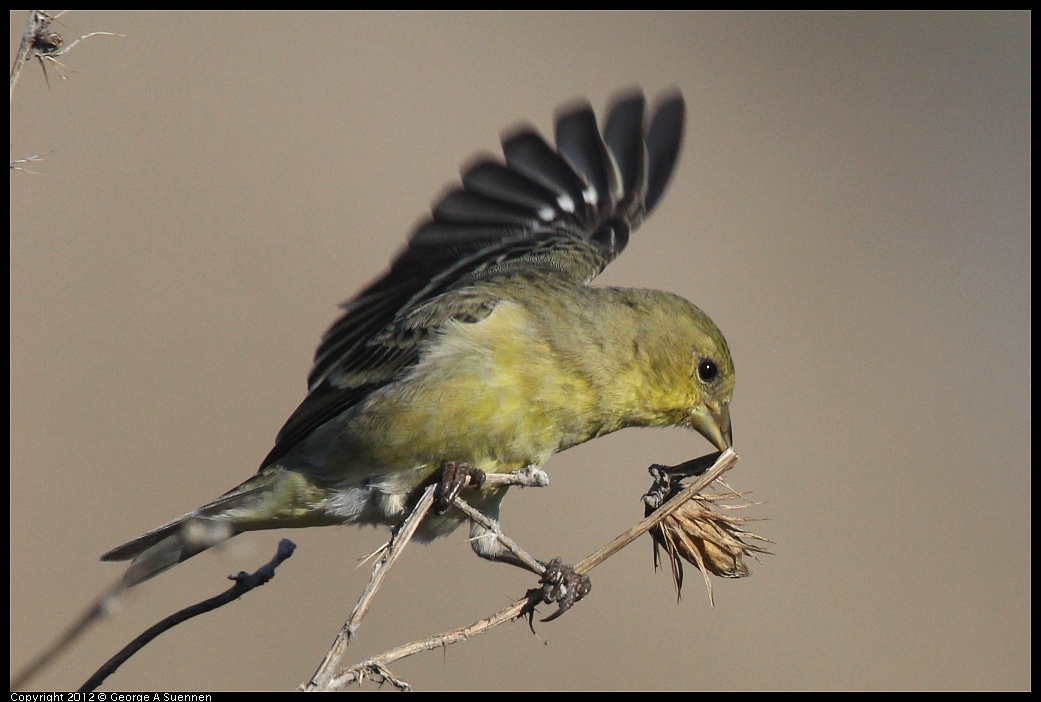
[
  {"left": 683, "top": 306, "right": 734, "bottom": 451},
  {"left": 626, "top": 290, "right": 734, "bottom": 451}
]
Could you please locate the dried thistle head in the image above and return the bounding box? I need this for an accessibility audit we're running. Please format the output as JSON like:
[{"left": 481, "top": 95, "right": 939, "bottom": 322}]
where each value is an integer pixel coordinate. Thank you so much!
[{"left": 645, "top": 463, "right": 772, "bottom": 605}]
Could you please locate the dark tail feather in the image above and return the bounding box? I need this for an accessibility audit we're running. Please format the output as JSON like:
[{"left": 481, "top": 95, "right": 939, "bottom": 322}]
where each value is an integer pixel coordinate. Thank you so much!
[
  {"left": 102, "top": 514, "right": 236, "bottom": 588},
  {"left": 102, "top": 472, "right": 282, "bottom": 587}
]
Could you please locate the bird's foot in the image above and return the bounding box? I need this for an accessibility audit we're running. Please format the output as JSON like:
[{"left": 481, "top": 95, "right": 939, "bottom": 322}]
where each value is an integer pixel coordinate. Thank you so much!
[
  {"left": 645, "top": 451, "right": 722, "bottom": 506},
  {"left": 434, "top": 460, "right": 486, "bottom": 514},
  {"left": 533, "top": 557, "right": 592, "bottom": 623}
]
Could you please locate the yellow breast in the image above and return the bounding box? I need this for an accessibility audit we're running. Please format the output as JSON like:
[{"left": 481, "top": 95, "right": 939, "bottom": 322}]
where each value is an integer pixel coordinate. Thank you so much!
[{"left": 351, "top": 300, "right": 600, "bottom": 473}]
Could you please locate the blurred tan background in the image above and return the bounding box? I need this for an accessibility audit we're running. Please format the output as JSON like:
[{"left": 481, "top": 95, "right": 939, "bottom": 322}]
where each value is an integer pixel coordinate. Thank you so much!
[{"left": 10, "top": 11, "right": 1030, "bottom": 691}]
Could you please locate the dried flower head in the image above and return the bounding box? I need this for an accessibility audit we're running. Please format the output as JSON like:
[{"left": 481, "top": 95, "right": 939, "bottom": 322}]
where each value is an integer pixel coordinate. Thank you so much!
[{"left": 645, "top": 461, "right": 772, "bottom": 604}]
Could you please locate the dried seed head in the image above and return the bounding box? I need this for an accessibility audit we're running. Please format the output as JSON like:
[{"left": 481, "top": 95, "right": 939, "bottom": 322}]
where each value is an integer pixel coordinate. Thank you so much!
[{"left": 645, "top": 471, "right": 772, "bottom": 604}]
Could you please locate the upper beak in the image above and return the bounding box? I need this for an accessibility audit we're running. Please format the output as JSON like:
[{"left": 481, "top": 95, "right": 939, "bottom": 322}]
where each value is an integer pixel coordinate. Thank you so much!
[{"left": 690, "top": 401, "right": 733, "bottom": 450}]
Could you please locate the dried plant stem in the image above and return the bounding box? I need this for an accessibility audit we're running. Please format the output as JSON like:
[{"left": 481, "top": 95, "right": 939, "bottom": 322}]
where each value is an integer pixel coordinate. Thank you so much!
[
  {"left": 322, "top": 449, "right": 739, "bottom": 691},
  {"left": 330, "top": 596, "right": 528, "bottom": 691},
  {"left": 10, "top": 10, "right": 123, "bottom": 101},
  {"left": 10, "top": 10, "right": 50, "bottom": 100},
  {"left": 305, "top": 485, "right": 437, "bottom": 690},
  {"left": 578, "top": 449, "right": 739, "bottom": 572},
  {"left": 79, "top": 539, "right": 297, "bottom": 693},
  {"left": 305, "top": 467, "right": 551, "bottom": 691},
  {"left": 10, "top": 585, "right": 121, "bottom": 690}
]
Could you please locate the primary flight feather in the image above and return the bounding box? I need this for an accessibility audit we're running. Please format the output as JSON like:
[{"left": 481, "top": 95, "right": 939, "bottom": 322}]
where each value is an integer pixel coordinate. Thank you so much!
[{"left": 103, "top": 89, "right": 735, "bottom": 592}]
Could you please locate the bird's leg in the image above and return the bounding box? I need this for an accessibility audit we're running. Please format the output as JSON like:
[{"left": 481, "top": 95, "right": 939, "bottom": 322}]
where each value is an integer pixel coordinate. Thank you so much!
[
  {"left": 443, "top": 464, "right": 591, "bottom": 621},
  {"left": 434, "top": 460, "right": 486, "bottom": 515}
]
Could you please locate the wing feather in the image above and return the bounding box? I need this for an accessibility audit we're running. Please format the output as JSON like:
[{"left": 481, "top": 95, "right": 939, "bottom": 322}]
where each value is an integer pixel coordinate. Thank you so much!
[{"left": 263, "top": 90, "right": 686, "bottom": 468}]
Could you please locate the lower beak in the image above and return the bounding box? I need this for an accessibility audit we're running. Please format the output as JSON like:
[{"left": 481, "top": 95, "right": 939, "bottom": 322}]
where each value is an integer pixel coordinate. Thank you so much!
[{"left": 690, "top": 402, "right": 733, "bottom": 451}]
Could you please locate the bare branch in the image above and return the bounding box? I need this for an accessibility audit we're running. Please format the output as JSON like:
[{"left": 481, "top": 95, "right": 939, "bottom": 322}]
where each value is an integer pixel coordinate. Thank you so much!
[
  {"left": 305, "top": 485, "right": 437, "bottom": 691},
  {"left": 325, "top": 449, "right": 741, "bottom": 691},
  {"left": 10, "top": 582, "right": 122, "bottom": 690},
  {"left": 24, "top": 453, "right": 744, "bottom": 691},
  {"left": 77, "top": 539, "right": 297, "bottom": 693},
  {"left": 305, "top": 467, "right": 552, "bottom": 691}
]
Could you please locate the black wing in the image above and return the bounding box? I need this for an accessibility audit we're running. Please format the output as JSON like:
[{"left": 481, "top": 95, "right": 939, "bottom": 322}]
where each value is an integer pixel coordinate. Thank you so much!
[{"left": 260, "top": 90, "right": 686, "bottom": 468}]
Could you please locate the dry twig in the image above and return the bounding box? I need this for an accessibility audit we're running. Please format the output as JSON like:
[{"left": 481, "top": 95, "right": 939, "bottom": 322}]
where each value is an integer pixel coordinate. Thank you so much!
[
  {"left": 10, "top": 10, "right": 122, "bottom": 100},
  {"left": 79, "top": 540, "right": 297, "bottom": 692},
  {"left": 321, "top": 449, "right": 742, "bottom": 691},
  {"left": 305, "top": 467, "right": 550, "bottom": 691}
]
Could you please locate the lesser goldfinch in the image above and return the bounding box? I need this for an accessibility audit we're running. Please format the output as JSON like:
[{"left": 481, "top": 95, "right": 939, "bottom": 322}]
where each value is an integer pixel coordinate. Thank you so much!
[{"left": 102, "top": 90, "right": 735, "bottom": 597}]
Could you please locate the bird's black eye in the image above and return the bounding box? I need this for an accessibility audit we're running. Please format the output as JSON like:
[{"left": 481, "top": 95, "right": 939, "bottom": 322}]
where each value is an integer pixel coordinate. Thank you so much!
[{"left": 697, "top": 358, "right": 719, "bottom": 383}]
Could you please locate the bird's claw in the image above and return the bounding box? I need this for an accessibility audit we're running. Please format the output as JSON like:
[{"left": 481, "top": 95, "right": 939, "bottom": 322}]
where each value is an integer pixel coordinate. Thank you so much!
[
  {"left": 434, "top": 460, "right": 486, "bottom": 514},
  {"left": 537, "top": 557, "right": 592, "bottom": 622}
]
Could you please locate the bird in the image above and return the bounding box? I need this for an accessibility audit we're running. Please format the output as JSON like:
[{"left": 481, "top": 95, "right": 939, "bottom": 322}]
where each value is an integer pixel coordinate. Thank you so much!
[{"left": 102, "top": 89, "right": 735, "bottom": 612}]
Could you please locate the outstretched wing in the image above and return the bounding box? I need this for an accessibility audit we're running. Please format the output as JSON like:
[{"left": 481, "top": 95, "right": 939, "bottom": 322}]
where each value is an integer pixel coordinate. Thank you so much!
[{"left": 260, "top": 90, "right": 686, "bottom": 468}]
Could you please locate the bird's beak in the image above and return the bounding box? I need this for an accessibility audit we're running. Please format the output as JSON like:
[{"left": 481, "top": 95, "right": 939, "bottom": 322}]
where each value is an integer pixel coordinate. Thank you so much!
[{"left": 690, "top": 401, "right": 733, "bottom": 450}]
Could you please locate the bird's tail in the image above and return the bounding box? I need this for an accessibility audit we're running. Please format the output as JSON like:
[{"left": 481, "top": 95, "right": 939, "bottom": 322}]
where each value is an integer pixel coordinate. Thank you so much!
[
  {"left": 101, "top": 467, "right": 307, "bottom": 587},
  {"left": 101, "top": 513, "right": 237, "bottom": 588}
]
